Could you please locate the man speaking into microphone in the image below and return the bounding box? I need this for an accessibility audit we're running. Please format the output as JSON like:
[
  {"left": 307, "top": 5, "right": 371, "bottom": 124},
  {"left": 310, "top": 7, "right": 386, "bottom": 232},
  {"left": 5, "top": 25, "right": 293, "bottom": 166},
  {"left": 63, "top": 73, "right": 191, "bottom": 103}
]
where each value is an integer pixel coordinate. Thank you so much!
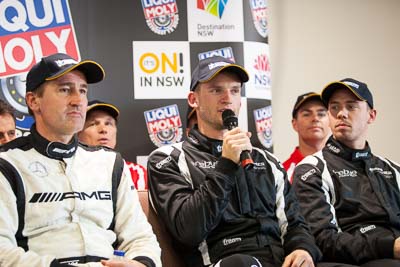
[{"left": 147, "top": 56, "right": 322, "bottom": 267}]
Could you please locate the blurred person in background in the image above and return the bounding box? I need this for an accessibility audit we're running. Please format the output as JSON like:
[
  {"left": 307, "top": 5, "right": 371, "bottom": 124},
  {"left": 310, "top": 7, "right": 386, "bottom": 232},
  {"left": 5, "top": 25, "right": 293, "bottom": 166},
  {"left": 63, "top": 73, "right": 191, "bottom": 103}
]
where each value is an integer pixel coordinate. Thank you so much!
[
  {"left": 78, "top": 100, "right": 148, "bottom": 190},
  {"left": 0, "top": 99, "right": 17, "bottom": 145},
  {"left": 283, "top": 92, "right": 330, "bottom": 182}
]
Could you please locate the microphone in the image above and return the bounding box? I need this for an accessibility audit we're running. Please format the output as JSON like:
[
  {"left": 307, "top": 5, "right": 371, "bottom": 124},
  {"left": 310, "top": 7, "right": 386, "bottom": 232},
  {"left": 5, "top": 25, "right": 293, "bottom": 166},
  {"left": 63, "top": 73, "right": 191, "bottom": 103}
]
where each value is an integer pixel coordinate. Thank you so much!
[{"left": 222, "top": 109, "right": 254, "bottom": 170}]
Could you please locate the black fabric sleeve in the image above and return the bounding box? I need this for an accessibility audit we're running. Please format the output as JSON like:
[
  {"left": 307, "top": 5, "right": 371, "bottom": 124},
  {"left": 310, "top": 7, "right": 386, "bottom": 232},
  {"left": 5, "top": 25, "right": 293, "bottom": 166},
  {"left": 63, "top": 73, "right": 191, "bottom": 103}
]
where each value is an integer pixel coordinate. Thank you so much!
[
  {"left": 266, "top": 154, "right": 322, "bottom": 263},
  {"left": 49, "top": 259, "right": 76, "bottom": 267},
  {"left": 133, "top": 256, "right": 155, "bottom": 267},
  {"left": 147, "top": 149, "right": 238, "bottom": 246},
  {"left": 293, "top": 162, "right": 395, "bottom": 263}
]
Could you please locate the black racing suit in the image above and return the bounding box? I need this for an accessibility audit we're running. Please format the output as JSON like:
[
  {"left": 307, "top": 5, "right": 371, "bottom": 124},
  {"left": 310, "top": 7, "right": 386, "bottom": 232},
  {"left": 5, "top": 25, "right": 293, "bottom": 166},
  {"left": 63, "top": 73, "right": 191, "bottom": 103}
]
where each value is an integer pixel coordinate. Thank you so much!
[
  {"left": 293, "top": 136, "right": 400, "bottom": 264},
  {"left": 147, "top": 127, "right": 321, "bottom": 267}
]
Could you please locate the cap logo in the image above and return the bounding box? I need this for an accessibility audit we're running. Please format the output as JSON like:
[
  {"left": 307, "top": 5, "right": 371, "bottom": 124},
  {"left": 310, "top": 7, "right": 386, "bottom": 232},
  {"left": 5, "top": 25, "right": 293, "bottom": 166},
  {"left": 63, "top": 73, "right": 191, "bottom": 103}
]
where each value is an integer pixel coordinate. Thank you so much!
[
  {"left": 208, "top": 61, "right": 230, "bottom": 70},
  {"left": 343, "top": 81, "right": 359, "bottom": 89},
  {"left": 55, "top": 59, "right": 78, "bottom": 67}
]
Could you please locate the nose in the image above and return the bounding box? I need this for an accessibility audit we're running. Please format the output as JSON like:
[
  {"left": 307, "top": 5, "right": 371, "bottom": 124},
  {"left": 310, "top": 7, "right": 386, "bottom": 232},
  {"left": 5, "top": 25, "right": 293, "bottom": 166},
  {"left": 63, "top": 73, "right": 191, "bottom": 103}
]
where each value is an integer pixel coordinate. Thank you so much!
[
  {"left": 221, "top": 89, "right": 233, "bottom": 104},
  {"left": 337, "top": 107, "right": 348, "bottom": 119},
  {"left": 311, "top": 113, "right": 320, "bottom": 122},
  {"left": 4, "top": 134, "right": 11, "bottom": 143},
  {"left": 98, "top": 124, "right": 108, "bottom": 134},
  {"left": 70, "top": 90, "right": 86, "bottom": 107},
  {"left": 0, "top": 134, "right": 11, "bottom": 144}
]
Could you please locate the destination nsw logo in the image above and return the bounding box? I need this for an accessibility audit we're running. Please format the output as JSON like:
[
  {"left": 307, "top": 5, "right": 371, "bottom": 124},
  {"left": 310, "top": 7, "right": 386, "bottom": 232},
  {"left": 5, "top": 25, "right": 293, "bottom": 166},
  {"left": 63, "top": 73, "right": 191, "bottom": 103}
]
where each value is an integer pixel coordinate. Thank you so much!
[{"left": 197, "top": 0, "right": 228, "bottom": 18}]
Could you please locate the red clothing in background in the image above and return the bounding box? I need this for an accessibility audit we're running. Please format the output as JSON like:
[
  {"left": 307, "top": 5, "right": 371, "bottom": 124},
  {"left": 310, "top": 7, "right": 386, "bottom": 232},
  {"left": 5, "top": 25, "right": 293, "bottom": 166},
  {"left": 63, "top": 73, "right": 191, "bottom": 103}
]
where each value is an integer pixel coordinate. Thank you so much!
[
  {"left": 283, "top": 147, "right": 304, "bottom": 183},
  {"left": 125, "top": 161, "right": 148, "bottom": 190}
]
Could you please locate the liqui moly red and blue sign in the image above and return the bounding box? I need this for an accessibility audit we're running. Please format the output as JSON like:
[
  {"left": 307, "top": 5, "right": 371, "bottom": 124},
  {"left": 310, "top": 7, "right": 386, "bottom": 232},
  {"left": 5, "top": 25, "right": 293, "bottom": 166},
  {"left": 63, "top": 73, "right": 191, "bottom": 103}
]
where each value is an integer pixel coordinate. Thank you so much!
[
  {"left": 141, "top": 0, "right": 179, "bottom": 35},
  {"left": 249, "top": 0, "right": 268, "bottom": 38},
  {"left": 144, "top": 104, "right": 183, "bottom": 147},
  {"left": 0, "top": 0, "right": 80, "bottom": 79},
  {"left": 253, "top": 105, "right": 272, "bottom": 149}
]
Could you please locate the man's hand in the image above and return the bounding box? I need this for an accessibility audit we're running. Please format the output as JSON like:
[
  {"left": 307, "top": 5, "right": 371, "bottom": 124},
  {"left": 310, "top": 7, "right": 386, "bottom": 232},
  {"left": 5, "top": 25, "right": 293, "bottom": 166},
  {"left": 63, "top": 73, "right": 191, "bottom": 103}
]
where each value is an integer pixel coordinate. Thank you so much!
[
  {"left": 394, "top": 237, "right": 400, "bottom": 259},
  {"left": 282, "top": 249, "right": 314, "bottom": 267},
  {"left": 101, "top": 259, "right": 146, "bottom": 267},
  {"left": 222, "top": 127, "right": 252, "bottom": 164}
]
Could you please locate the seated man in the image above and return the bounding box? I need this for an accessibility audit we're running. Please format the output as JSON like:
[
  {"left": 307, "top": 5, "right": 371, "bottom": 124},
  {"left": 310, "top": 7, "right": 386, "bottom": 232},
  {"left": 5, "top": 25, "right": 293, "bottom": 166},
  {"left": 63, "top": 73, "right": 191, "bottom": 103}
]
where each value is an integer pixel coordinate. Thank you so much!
[
  {"left": 283, "top": 92, "right": 330, "bottom": 182},
  {"left": 0, "top": 99, "right": 17, "bottom": 145},
  {"left": 293, "top": 78, "right": 400, "bottom": 266},
  {"left": 147, "top": 56, "right": 322, "bottom": 267},
  {"left": 78, "top": 100, "right": 147, "bottom": 190},
  {"left": 0, "top": 53, "right": 160, "bottom": 267}
]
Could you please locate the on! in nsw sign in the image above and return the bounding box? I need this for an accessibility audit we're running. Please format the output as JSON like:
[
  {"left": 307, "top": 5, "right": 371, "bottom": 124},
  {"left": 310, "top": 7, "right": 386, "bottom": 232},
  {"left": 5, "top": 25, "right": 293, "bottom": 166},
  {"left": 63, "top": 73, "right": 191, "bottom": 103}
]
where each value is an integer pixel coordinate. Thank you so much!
[
  {"left": 133, "top": 41, "right": 190, "bottom": 99},
  {"left": 0, "top": 0, "right": 80, "bottom": 79}
]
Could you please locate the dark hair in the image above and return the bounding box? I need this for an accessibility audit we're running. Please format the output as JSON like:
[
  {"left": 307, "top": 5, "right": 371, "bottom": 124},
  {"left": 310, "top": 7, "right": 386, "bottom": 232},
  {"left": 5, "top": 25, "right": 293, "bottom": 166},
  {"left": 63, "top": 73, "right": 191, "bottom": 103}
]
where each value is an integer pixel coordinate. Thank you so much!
[
  {"left": 26, "top": 83, "right": 45, "bottom": 116},
  {"left": 0, "top": 99, "right": 16, "bottom": 122}
]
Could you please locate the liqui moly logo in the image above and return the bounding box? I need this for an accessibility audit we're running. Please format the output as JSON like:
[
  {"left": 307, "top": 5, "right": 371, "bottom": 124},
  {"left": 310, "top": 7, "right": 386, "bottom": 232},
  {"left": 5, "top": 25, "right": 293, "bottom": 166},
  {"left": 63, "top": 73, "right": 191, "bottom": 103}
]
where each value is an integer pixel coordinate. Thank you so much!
[
  {"left": 141, "top": 0, "right": 179, "bottom": 35},
  {"left": 249, "top": 0, "right": 268, "bottom": 38},
  {"left": 198, "top": 47, "right": 235, "bottom": 62},
  {"left": 253, "top": 105, "right": 272, "bottom": 149},
  {"left": 0, "top": 0, "right": 80, "bottom": 78},
  {"left": 144, "top": 104, "right": 183, "bottom": 147},
  {"left": 0, "top": 0, "right": 79, "bottom": 136}
]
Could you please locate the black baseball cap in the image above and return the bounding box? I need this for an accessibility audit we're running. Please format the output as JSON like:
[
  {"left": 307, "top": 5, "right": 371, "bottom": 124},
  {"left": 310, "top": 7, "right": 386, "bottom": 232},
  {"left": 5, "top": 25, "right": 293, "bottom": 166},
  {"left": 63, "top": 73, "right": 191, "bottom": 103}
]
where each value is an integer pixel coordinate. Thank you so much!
[
  {"left": 87, "top": 100, "right": 119, "bottom": 120},
  {"left": 26, "top": 53, "right": 105, "bottom": 92},
  {"left": 216, "top": 255, "right": 263, "bottom": 267},
  {"left": 292, "top": 92, "right": 322, "bottom": 118},
  {"left": 321, "top": 78, "right": 374, "bottom": 108},
  {"left": 190, "top": 56, "right": 249, "bottom": 91}
]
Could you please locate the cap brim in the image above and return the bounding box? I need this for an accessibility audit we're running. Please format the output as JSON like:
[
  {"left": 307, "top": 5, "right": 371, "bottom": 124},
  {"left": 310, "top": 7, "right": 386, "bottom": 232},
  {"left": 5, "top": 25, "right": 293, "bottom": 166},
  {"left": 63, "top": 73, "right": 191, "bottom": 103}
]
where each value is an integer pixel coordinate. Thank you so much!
[
  {"left": 293, "top": 93, "right": 321, "bottom": 111},
  {"left": 321, "top": 81, "right": 366, "bottom": 106},
  {"left": 201, "top": 64, "right": 249, "bottom": 84},
  {"left": 46, "top": 60, "right": 105, "bottom": 84},
  {"left": 87, "top": 103, "right": 119, "bottom": 119}
]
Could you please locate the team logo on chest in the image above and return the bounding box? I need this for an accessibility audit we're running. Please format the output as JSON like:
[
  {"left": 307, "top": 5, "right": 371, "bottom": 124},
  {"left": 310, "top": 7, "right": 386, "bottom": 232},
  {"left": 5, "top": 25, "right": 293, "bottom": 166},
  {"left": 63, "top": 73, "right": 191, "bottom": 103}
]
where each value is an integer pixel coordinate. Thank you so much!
[
  {"left": 29, "top": 161, "right": 48, "bottom": 178},
  {"left": 332, "top": 169, "right": 357, "bottom": 178},
  {"left": 192, "top": 160, "right": 217, "bottom": 169}
]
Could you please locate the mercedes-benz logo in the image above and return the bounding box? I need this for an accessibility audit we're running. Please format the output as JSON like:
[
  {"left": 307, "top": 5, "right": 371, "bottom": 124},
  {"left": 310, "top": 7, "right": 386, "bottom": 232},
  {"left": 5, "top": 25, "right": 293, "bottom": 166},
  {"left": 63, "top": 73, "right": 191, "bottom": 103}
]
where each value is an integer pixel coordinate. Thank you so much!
[{"left": 29, "top": 162, "right": 48, "bottom": 178}]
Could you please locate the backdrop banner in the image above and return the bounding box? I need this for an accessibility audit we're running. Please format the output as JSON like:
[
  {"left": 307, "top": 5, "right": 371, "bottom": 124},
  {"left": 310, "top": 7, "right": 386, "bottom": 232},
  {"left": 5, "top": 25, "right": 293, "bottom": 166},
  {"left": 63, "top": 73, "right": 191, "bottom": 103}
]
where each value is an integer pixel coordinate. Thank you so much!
[{"left": 0, "top": 0, "right": 271, "bottom": 164}]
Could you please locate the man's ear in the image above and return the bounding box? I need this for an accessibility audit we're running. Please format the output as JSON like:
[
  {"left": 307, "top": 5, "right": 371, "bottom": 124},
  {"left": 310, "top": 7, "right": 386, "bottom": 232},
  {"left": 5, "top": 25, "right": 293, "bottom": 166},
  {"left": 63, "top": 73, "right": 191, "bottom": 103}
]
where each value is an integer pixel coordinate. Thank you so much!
[
  {"left": 25, "top": 92, "right": 40, "bottom": 114},
  {"left": 292, "top": 118, "right": 299, "bottom": 133},
  {"left": 367, "top": 108, "right": 377, "bottom": 124},
  {"left": 188, "top": 91, "right": 198, "bottom": 108}
]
